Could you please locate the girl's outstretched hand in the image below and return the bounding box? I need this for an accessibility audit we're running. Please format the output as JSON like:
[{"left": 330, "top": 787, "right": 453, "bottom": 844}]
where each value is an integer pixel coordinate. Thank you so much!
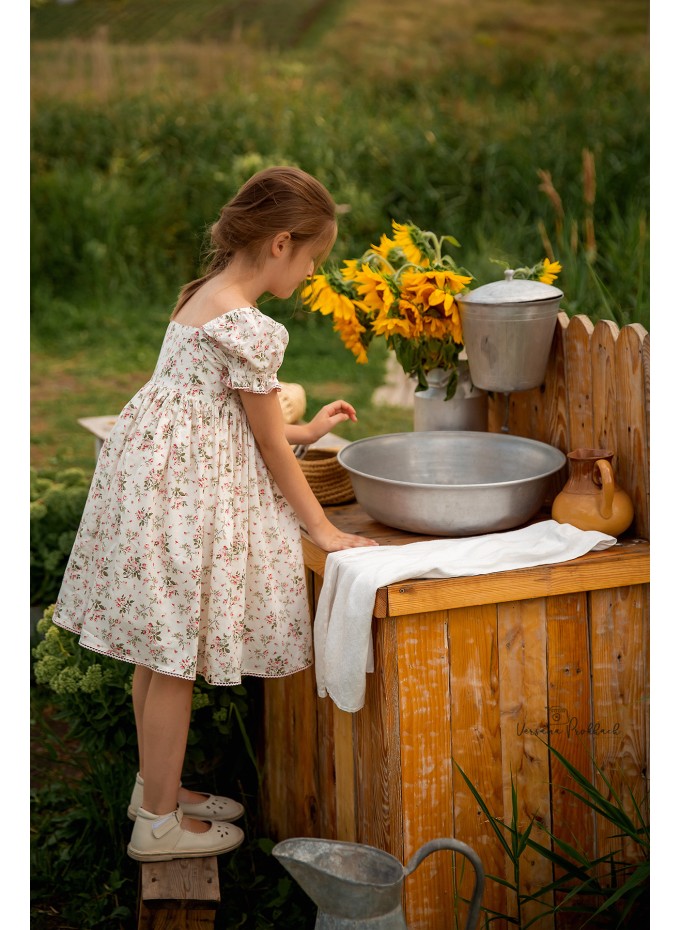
[
  {"left": 307, "top": 521, "right": 379, "bottom": 552},
  {"left": 306, "top": 400, "right": 357, "bottom": 442}
]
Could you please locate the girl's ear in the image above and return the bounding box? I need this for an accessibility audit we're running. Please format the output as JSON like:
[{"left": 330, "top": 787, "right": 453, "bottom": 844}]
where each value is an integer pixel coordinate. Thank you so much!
[{"left": 271, "top": 231, "right": 292, "bottom": 257}]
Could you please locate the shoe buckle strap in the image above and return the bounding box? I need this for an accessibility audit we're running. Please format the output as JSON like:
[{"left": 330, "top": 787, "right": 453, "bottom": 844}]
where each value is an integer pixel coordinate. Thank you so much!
[{"left": 152, "top": 808, "right": 182, "bottom": 838}]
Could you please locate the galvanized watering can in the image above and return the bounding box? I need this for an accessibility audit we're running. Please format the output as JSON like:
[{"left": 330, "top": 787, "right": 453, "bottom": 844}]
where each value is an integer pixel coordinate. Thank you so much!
[{"left": 273, "top": 836, "right": 485, "bottom": 929}]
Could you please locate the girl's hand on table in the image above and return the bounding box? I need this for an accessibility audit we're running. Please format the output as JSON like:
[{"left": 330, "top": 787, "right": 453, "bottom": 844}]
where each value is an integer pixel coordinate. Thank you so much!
[{"left": 307, "top": 522, "right": 379, "bottom": 552}]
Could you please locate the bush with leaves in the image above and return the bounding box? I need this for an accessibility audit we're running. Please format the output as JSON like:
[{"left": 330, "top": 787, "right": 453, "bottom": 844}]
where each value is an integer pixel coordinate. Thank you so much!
[
  {"left": 30, "top": 467, "right": 91, "bottom": 606},
  {"left": 32, "top": 604, "right": 256, "bottom": 779}
]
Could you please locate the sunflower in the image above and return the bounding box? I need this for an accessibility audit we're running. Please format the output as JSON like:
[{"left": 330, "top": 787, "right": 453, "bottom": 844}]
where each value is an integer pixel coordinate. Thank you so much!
[
  {"left": 390, "top": 221, "right": 430, "bottom": 266},
  {"left": 333, "top": 315, "right": 370, "bottom": 364},
  {"left": 300, "top": 220, "right": 561, "bottom": 400},
  {"left": 352, "top": 264, "right": 396, "bottom": 315},
  {"left": 301, "top": 267, "right": 374, "bottom": 363},
  {"left": 370, "top": 311, "right": 414, "bottom": 340},
  {"left": 300, "top": 274, "right": 354, "bottom": 318},
  {"left": 370, "top": 234, "right": 396, "bottom": 261},
  {"left": 538, "top": 259, "right": 563, "bottom": 285}
]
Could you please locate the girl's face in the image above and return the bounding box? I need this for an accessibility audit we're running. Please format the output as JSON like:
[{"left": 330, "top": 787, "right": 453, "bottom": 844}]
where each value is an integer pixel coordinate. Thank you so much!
[{"left": 272, "top": 225, "right": 337, "bottom": 298}]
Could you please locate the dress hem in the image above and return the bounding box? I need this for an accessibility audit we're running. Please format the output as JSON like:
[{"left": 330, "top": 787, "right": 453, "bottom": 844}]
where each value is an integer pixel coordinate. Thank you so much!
[{"left": 52, "top": 616, "right": 313, "bottom": 686}]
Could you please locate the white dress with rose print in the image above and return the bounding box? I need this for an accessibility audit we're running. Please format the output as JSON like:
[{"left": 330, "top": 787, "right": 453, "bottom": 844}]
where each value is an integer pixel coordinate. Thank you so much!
[{"left": 52, "top": 308, "right": 312, "bottom": 685}]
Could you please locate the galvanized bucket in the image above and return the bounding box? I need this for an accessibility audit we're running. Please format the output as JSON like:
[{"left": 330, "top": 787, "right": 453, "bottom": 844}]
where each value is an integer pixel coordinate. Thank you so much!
[
  {"left": 273, "top": 836, "right": 485, "bottom": 929},
  {"left": 458, "top": 272, "right": 563, "bottom": 392}
]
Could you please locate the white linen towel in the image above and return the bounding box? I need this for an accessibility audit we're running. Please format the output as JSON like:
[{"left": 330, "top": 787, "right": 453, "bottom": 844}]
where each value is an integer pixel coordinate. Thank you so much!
[{"left": 314, "top": 520, "right": 616, "bottom": 713}]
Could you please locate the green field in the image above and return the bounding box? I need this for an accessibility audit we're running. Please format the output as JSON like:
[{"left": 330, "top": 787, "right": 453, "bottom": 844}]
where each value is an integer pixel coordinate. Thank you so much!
[{"left": 30, "top": 0, "right": 650, "bottom": 473}]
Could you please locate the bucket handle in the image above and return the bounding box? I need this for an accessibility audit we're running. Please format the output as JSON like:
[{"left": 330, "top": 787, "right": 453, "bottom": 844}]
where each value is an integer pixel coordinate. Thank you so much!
[{"left": 404, "top": 838, "right": 485, "bottom": 930}]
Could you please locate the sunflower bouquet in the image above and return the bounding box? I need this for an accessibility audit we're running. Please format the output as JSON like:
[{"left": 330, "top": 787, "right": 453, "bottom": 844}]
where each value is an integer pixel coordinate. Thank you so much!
[{"left": 301, "top": 221, "right": 561, "bottom": 400}]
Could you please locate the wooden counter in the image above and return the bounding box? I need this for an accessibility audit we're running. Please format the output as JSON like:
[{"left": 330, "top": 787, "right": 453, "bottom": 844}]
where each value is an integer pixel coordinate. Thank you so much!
[{"left": 261, "top": 504, "right": 649, "bottom": 930}]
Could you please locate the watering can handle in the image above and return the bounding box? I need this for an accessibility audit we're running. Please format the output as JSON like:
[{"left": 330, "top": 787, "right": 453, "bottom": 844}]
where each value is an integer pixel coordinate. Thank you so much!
[{"left": 404, "top": 838, "right": 485, "bottom": 930}]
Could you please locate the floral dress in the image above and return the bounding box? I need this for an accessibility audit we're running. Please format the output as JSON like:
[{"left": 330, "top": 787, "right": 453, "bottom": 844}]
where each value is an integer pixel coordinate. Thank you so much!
[{"left": 52, "top": 308, "right": 312, "bottom": 685}]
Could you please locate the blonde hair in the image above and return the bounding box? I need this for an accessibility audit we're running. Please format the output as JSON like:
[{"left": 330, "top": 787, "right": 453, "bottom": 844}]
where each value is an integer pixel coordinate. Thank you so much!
[{"left": 172, "top": 166, "right": 337, "bottom": 317}]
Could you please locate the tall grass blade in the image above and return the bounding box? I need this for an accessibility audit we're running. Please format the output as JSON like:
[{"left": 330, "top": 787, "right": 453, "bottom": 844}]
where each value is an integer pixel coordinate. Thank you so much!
[
  {"left": 587, "top": 862, "right": 650, "bottom": 921},
  {"left": 454, "top": 762, "right": 514, "bottom": 860},
  {"left": 543, "top": 740, "right": 643, "bottom": 838}
]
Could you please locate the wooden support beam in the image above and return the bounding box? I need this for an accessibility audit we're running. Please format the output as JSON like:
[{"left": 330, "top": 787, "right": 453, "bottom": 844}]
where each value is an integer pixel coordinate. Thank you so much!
[{"left": 137, "top": 857, "right": 220, "bottom": 930}]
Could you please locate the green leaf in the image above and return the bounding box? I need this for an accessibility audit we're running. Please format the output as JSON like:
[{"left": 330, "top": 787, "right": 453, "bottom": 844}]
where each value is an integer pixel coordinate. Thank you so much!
[
  {"left": 588, "top": 862, "right": 650, "bottom": 919},
  {"left": 455, "top": 762, "right": 514, "bottom": 860}
]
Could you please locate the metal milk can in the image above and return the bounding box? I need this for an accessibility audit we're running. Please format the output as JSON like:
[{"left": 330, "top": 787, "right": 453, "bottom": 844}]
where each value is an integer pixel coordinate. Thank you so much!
[
  {"left": 273, "top": 836, "right": 485, "bottom": 929},
  {"left": 413, "top": 361, "right": 488, "bottom": 432},
  {"left": 458, "top": 270, "right": 563, "bottom": 392}
]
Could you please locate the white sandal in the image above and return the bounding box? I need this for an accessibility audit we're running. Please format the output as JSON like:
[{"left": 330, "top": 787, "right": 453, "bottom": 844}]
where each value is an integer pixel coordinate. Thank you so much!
[
  {"left": 127, "top": 806, "right": 244, "bottom": 862},
  {"left": 127, "top": 772, "right": 245, "bottom": 823}
]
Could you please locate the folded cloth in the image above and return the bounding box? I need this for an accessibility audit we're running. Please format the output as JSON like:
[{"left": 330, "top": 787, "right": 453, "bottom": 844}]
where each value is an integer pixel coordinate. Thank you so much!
[{"left": 314, "top": 520, "right": 616, "bottom": 713}]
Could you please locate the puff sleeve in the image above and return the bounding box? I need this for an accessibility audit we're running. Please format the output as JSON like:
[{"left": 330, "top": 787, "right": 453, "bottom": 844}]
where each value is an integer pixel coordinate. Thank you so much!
[{"left": 203, "top": 308, "right": 289, "bottom": 393}]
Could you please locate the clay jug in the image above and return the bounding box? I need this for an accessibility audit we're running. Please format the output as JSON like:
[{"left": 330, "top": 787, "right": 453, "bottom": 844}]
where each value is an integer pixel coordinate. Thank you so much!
[{"left": 552, "top": 448, "right": 633, "bottom": 536}]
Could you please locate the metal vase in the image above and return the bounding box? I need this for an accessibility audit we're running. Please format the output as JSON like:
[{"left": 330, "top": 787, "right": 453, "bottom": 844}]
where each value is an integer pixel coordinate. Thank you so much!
[
  {"left": 458, "top": 273, "right": 563, "bottom": 393},
  {"left": 412, "top": 363, "right": 488, "bottom": 432},
  {"left": 273, "top": 836, "right": 485, "bottom": 930}
]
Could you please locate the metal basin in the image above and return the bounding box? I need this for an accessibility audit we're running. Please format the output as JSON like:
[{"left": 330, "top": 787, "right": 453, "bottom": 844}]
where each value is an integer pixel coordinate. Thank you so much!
[{"left": 337, "top": 432, "right": 566, "bottom": 537}]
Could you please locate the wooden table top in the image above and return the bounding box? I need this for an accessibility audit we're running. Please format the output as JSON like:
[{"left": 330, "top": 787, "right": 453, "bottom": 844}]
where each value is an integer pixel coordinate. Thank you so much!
[{"left": 301, "top": 502, "right": 650, "bottom": 618}]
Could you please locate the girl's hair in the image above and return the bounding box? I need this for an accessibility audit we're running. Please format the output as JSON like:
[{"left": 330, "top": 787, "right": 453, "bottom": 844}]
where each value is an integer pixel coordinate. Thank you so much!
[{"left": 172, "top": 166, "right": 337, "bottom": 317}]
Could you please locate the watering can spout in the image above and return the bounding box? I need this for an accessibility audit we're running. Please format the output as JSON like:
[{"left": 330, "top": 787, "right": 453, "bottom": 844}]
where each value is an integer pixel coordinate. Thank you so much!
[{"left": 273, "top": 836, "right": 485, "bottom": 929}]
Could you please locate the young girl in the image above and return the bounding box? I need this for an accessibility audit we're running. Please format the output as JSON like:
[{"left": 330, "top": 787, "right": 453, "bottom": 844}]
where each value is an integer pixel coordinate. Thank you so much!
[{"left": 52, "top": 166, "right": 378, "bottom": 862}]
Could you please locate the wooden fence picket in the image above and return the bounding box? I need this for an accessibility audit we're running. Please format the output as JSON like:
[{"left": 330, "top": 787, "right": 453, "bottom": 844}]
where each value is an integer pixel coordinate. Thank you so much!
[
  {"left": 590, "top": 319, "right": 619, "bottom": 455},
  {"left": 563, "top": 314, "right": 595, "bottom": 451},
  {"left": 614, "top": 325, "right": 649, "bottom": 539},
  {"left": 484, "top": 313, "right": 649, "bottom": 539}
]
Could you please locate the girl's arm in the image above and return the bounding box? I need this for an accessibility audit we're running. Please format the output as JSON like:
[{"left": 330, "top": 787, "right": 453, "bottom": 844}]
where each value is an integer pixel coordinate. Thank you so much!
[
  {"left": 238, "top": 391, "right": 378, "bottom": 552},
  {"left": 283, "top": 399, "right": 357, "bottom": 446}
]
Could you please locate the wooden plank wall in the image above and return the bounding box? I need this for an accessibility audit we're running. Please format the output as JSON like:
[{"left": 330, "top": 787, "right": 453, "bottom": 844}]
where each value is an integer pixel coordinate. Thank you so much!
[
  {"left": 263, "top": 578, "right": 650, "bottom": 930},
  {"left": 488, "top": 314, "right": 650, "bottom": 539},
  {"left": 399, "top": 586, "right": 647, "bottom": 930}
]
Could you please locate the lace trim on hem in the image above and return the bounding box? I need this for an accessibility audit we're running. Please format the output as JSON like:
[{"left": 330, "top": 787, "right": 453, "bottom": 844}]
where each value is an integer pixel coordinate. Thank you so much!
[{"left": 51, "top": 616, "right": 312, "bottom": 685}]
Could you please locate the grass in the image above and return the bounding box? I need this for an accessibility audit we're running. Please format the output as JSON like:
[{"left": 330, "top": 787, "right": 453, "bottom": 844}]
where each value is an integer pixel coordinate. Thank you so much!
[
  {"left": 29, "top": 2, "right": 648, "bottom": 466},
  {"left": 455, "top": 746, "right": 649, "bottom": 928},
  {"left": 30, "top": 0, "right": 349, "bottom": 47},
  {"left": 30, "top": 332, "right": 413, "bottom": 474},
  {"left": 30, "top": 293, "right": 411, "bottom": 472},
  {"left": 30, "top": 0, "right": 648, "bottom": 59}
]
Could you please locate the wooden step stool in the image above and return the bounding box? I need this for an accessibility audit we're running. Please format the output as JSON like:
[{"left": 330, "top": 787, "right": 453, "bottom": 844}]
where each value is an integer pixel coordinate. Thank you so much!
[{"left": 137, "top": 857, "right": 220, "bottom": 929}]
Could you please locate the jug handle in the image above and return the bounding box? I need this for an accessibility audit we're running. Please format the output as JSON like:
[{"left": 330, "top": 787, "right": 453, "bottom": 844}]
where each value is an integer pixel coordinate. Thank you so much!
[
  {"left": 595, "top": 459, "right": 614, "bottom": 520},
  {"left": 404, "top": 838, "right": 485, "bottom": 930}
]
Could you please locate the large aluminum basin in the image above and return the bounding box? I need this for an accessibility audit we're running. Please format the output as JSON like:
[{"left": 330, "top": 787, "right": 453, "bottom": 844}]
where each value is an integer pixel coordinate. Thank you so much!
[{"left": 337, "top": 432, "right": 566, "bottom": 536}]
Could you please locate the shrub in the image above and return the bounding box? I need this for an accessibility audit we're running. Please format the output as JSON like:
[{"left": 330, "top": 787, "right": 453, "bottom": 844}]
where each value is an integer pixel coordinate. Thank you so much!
[{"left": 30, "top": 468, "right": 91, "bottom": 607}]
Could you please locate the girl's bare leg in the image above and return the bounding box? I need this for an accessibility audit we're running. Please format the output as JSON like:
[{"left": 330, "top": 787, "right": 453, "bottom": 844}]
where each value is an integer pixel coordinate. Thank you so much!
[
  {"left": 132, "top": 667, "right": 209, "bottom": 834},
  {"left": 132, "top": 664, "right": 153, "bottom": 776},
  {"left": 133, "top": 666, "right": 225, "bottom": 809}
]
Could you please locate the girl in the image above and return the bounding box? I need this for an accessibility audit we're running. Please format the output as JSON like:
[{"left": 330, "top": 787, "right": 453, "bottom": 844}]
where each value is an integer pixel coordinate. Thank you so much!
[{"left": 52, "top": 166, "right": 378, "bottom": 862}]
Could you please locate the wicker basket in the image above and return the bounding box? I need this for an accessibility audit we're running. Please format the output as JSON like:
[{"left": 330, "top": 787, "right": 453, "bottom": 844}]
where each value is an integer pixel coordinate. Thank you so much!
[
  {"left": 299, "top": 448, "right": 356, "bottom": 506},
  {"left": 278, "top": 382, "right": 307, "bottom": 424}
]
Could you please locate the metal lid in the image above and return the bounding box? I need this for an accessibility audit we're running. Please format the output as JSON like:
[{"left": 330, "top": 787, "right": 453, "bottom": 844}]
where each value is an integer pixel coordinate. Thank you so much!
[{"left": 459, "top": 271, "right": 563, "bottom": 305}]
